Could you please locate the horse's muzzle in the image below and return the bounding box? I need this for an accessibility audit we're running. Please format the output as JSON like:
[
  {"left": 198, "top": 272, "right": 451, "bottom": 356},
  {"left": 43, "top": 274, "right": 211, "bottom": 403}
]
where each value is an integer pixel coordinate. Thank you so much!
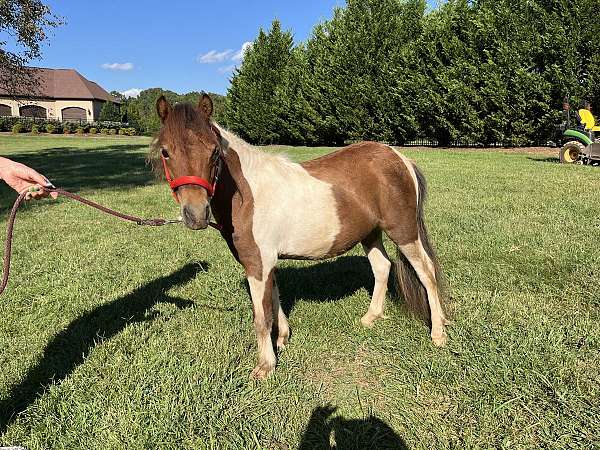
[{"left": 181, "top": 203, "right": 210, "bottom": 230}]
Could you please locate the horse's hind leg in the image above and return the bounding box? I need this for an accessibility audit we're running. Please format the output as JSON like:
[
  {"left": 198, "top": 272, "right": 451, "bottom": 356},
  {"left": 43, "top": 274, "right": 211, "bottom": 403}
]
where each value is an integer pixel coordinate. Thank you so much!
[
  {"left": 397, "top": 239, "right": 447, "bottom": 346},
  {"left": 272, "top": 274, "right": 290, "bottom": 350},
  {"left": 361, "top": 231, "right": 392, "bottom": 328}
]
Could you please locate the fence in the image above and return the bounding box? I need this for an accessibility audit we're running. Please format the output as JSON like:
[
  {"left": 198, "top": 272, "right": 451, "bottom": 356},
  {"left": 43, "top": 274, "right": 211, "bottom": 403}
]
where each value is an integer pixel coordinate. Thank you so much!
[{"left": 402, "top": 137, "right": 554, "bottom": 148}]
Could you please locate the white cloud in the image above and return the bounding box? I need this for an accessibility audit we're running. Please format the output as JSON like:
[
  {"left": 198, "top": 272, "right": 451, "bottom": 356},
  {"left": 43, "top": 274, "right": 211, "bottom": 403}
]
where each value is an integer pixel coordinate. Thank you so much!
[
  {"left": 101, "top": 62, "right": 134, "bottom": 71},
  {"left": 218, "top": 65, "right": 237, "bottom": 74},
  {"left": 198, "top": 42, "right": 253, "bottom": 69},
  {"left": 121, "top": 88, "right": 142, "bottom": 98},
  {"left": 231, "top": 41, "right": 253, "bottom": 61},
  {"left": 197, "top": 49, "right": 233, "bottom": 64}
]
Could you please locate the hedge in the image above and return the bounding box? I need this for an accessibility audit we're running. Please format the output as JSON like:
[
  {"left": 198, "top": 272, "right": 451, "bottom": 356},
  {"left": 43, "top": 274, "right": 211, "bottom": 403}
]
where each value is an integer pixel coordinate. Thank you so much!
[{"left": 0, "top": 117, "right": 140, "bottom": 135}]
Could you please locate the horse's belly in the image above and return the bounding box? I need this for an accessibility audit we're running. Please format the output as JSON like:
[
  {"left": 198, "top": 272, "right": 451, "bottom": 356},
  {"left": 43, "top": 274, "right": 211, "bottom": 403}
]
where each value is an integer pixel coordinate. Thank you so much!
[
  {"left": 253, "top": 179, "right": 343, "bottom": 260},
  {"left": 276, "top": 214, "right": 341, "bottom": 259}
]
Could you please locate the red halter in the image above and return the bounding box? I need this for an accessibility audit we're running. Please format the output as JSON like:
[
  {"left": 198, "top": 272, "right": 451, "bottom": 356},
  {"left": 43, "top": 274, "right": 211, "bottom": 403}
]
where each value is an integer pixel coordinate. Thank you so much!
[
  {"left": 161, "top": 157, "right": 216, "bottom": 201},
  {"left": 161, "top": 125, "right": 222, "bottom": 203}
]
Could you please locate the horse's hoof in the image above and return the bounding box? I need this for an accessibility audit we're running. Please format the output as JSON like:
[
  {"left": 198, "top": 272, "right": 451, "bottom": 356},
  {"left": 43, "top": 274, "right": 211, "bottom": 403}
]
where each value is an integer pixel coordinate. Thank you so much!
[
  {"left": 360, "top": 312, "right": 385, "bottom": 328},
  {"left": 251, "top": 363, "right": 275, "bottom": 380},
  {"left": 276, "top": 335, "right": 289, "bottom": 351},
  {"left": 432, "top": 333, "right": 447, "bottom": 347}
]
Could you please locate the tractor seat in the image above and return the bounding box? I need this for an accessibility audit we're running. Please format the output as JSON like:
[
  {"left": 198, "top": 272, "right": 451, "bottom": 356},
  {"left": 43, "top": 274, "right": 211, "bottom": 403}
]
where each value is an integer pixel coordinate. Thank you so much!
[{"left": 578, "top": 109, "right": 600, "bottom": 132}]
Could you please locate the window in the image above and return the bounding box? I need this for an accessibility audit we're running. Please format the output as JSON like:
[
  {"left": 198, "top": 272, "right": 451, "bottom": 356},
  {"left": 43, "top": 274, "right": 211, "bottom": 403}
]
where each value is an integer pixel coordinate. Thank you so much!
[
  {"left": 0, "top": 104, "right": 12, "bottom": 116},
  {"left": 19, "top": 105, "right": 47, "bottom": 118}
]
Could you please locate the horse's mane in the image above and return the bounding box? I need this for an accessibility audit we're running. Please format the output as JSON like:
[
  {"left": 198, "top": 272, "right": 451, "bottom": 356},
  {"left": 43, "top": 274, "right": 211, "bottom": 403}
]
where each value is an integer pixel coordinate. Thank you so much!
[{"left": 215, "top": 125, "right": 293, "bottom": 172}]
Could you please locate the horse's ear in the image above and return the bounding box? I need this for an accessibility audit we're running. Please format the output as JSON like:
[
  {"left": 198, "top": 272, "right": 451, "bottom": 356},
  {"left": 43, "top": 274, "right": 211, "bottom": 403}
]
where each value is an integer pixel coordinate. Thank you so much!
[
  {"left": 199, "top": 93, "right": 213, "bottom": 119},
  {"left": 156, "top": 95, "right": 171, "bottom": 123}
]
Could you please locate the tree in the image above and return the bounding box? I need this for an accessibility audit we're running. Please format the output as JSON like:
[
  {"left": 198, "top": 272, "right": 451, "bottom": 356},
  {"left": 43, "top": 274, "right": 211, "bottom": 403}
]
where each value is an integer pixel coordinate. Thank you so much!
[
  {"left": 0, "top": 0, "right": 62, "bottom": 95},
  {"left": 125, "top": 88, "right": 226, "bottom": 134},
  {"left": 304, "top": 0, "right": 427, "bottom": 144},
  {"left": 225, "top": 20, "right": 295, "bottom": 144},
  {"left": 99, "top": 101, "right": 121, "bottom": 122}
]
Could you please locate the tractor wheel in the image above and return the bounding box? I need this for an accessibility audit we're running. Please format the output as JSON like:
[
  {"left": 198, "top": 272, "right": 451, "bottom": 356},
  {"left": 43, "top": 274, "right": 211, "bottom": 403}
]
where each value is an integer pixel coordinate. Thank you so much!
[{"left": 560, "top": 141, "right": 584, "bottom": 164}]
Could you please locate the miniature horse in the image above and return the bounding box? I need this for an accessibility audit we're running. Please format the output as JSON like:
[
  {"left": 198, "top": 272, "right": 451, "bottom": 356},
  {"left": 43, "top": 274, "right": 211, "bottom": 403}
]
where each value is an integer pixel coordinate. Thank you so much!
[{"left": 154, "top": 94, "right": 448, "bottom": 379}]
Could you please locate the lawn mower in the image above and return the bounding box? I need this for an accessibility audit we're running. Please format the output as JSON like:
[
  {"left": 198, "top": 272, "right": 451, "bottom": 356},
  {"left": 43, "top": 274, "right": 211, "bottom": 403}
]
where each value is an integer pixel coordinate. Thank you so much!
[{"left": 557, "top": 100, "right": 600, "bottom": 165}]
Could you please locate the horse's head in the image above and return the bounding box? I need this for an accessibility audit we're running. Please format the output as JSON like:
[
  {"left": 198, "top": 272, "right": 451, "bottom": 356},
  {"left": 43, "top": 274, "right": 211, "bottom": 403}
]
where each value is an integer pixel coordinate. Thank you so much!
[{"left": 156, "top": 94, "right": 220, "bottom": 230}]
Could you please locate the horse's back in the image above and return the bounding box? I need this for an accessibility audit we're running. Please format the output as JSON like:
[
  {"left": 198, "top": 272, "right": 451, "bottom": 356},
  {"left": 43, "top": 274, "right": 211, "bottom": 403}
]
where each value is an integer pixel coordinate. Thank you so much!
[
  {"left": 301, "top": 141, "right": 401, "bottom": 171},
  {"left": 301, "top": 141, "right": 417, "bottom": 215}
]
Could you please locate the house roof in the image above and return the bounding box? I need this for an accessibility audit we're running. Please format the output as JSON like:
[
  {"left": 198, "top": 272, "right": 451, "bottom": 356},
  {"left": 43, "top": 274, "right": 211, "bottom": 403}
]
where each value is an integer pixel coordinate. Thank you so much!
[{"left": 0, "top": 68, "right": 120, "bottom": 103}]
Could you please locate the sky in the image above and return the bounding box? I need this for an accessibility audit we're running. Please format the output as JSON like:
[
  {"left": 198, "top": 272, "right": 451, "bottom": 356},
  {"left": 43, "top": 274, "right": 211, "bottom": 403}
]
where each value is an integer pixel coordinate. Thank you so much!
[{"left": 35, "top": 0, "right": 436, "bottom": 97}]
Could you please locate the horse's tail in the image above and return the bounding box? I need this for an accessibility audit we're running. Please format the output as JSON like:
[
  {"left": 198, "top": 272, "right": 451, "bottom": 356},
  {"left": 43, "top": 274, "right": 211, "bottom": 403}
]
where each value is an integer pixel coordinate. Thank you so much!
[{"left": 394, "top": 162, "right": 444, "bottom": 327}]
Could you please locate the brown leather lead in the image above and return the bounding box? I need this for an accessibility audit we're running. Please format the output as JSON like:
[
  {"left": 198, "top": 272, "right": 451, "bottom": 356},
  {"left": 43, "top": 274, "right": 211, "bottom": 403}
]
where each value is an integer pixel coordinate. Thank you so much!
[{"left": 0, "top": 188, "right": 184, "bottom": 296}]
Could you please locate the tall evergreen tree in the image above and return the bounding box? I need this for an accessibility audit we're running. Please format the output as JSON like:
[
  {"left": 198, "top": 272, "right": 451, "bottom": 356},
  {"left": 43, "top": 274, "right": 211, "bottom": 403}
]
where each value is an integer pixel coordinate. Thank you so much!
[
  {"left": 304, "top": 0, "right": 426, "bottom": 144},
  {"left": 225, "top": 20, "right": 295, "bottom": 144}
]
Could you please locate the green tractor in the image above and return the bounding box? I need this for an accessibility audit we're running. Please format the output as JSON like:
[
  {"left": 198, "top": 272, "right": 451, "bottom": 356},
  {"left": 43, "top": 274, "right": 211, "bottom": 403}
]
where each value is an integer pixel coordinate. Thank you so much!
[{"left": 558, "top": 100, "right": 600, "bottom": 165}]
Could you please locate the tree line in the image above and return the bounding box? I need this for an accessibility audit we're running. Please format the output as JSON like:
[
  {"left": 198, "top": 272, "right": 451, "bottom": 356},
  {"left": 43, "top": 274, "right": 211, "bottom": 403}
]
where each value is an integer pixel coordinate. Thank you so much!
[
  {"left": 224, "top": 0, "right": 600, "bottom": 146},
  {"left": 101, "top": 89, "right": 226, "bottom": 134}
]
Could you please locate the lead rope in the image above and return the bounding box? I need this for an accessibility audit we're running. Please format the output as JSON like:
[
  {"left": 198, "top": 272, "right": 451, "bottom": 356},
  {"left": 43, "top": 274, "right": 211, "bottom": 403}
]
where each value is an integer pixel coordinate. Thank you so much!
[{"left": 0, "top": 187, "right": 219, "bottom": 296}]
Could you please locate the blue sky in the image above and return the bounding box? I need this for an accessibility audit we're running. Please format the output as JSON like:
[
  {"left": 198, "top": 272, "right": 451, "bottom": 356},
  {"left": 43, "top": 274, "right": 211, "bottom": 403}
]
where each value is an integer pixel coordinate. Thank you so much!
[{"left": 37, "top": 0, "right": 436, "bottom": 97}]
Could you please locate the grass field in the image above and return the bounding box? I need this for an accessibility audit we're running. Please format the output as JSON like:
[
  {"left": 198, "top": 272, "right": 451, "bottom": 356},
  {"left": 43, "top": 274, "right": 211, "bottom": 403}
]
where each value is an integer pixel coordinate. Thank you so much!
[{"left": 0, "top": 134, "right": 598, "bottom": 449}]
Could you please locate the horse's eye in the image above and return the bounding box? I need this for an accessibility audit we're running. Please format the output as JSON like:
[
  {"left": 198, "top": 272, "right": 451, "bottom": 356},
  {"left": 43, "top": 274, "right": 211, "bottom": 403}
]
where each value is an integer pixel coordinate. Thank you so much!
[{"left": 161, "top": 148, "right": 169, "bottom": 159}]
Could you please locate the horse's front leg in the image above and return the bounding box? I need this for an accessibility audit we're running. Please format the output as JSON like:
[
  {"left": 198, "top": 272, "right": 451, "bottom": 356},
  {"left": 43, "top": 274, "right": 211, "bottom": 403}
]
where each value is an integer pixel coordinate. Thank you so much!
[{"left": 247, "top": 267, "right": 277, "bottom": 379}]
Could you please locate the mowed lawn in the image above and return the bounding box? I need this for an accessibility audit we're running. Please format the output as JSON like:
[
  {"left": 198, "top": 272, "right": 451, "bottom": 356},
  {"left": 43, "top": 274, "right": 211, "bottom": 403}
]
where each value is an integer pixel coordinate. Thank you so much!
[{"left": 0, "top": 134, "right": 598, "bottom": 449}]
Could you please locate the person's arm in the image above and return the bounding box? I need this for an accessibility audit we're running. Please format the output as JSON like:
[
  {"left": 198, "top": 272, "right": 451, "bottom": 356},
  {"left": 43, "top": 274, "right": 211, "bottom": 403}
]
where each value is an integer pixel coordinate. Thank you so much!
[{"left": 0, "top": 157, "right": 58, "bottom": 200}]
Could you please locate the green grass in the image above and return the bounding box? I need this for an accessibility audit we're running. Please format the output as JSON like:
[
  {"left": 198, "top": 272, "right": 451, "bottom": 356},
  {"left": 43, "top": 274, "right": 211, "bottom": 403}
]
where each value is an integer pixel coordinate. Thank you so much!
[{"left": 0, "top": 134, "right": 598, "bottom": 449}]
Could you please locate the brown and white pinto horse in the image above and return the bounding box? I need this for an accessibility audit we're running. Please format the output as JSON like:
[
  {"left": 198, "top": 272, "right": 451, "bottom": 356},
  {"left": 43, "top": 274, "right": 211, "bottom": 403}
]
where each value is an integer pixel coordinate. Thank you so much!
[{"left": 154, "top": 94, "right": 448, "bottom": 379}]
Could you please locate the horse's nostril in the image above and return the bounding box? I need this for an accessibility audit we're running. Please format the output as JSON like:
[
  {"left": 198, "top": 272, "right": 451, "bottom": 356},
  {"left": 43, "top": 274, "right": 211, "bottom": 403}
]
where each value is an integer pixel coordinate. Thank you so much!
[
  {"left": 182, "top": 205, "right": 208, "bottom": 228},
  {"left": 183, "top": 206, "right": 194, "bottom": 224}
]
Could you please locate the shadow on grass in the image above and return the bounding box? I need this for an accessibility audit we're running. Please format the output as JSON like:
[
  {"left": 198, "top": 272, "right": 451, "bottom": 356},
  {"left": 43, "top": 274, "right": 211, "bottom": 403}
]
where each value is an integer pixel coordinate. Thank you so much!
[
  {"left": 526, "top": 156, "right": 560, "bottom": 163},
  {"left": 0, "top": 144, "right": 154, "bottom": 211},
  {"left": 276, "top": 256, "right": 374, "bottom": 316},
  {"left": 0, "top": 262, "right": 206, "bottom": 434},
  {"left": 299, "top": 405, "right": 408, "bottom": 450}
]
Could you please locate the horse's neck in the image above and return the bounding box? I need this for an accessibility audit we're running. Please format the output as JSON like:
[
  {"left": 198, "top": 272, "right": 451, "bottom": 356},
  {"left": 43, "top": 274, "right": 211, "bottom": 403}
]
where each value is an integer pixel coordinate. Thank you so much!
[
  {"left": 217, "top": 127, "right": 271, "bottom": 188},
  {"left": 218, "top": 129, "right": 252, "bottom": 190},
  {"left": 209, "top": 131, "right": 257, "bottom": 228}
]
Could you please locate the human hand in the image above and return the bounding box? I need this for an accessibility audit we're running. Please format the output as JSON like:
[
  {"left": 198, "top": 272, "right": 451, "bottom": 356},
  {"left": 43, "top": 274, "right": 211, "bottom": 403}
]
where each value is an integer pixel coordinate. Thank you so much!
[{"left": 0, "top": 157, "right": 58, "bottom": 200}]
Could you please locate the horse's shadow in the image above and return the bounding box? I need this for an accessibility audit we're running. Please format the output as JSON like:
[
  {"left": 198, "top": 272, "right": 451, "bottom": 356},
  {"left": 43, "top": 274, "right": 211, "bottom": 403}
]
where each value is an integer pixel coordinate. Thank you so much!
[
  {"left": 276, "top": 255, "right": 394, "bottom": 316},
  {"left": 299, "top": 405, "right": 408, "bottom": 450},
  {"left": 0, "top": 262, "right": 206, "bottom": 435}
]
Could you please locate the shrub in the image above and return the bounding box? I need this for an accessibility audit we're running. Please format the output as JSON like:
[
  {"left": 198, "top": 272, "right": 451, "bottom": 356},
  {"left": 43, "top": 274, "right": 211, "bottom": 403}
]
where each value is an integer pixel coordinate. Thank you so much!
[
  {"left": 63, "top": 125, "right": 71, "bottom": 134},
  {"left": 11, "top": 123, "right": 22, "bottom": 134},
  {"left": 76, "top": 127, "right": 85, "bottom": 135},
  {"left": 89, "top": 127, "right": 98, "bottom": 134},
  {"left": 0, "top": 117, "right": 11, "bottom": 132},
  {"left": 109, "top": 128, "right": 117, "bottom": 135},
  {"left": 46, "top": 124, "right": 55, "bottom": 134},
  {"left": 118, "top": 128, "right": 127, "bottom": 135},
  {"left": 127, "top": 127, "right": 137, "bottom": 136},
  {"left": 31, "top": 124, "right": 39, "bottom": 135},
  {"left": 19, "top": 121, "right": 32, "bottom": 132},
  {"left": 100, "top": 128, "right": 109, "bottom": 134}
]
